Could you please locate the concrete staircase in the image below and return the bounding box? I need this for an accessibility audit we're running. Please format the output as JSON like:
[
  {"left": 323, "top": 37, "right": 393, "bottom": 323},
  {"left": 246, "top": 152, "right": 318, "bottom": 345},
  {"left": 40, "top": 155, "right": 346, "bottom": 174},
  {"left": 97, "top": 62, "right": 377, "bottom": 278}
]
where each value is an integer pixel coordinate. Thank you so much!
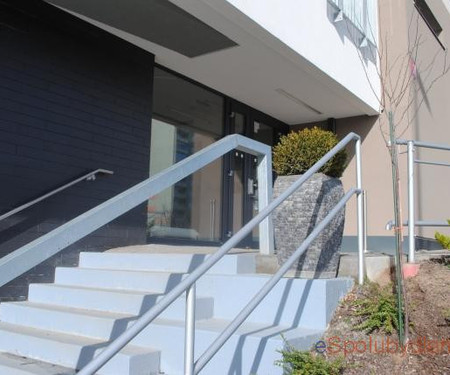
[{"left": 0, "top": 250, "right": 353, "bottom": 375}]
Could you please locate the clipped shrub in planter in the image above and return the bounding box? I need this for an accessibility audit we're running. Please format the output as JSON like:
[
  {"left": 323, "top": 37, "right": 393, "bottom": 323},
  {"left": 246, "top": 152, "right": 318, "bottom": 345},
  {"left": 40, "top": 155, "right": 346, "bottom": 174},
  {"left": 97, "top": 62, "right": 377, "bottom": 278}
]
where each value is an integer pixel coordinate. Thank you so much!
[
  {"left": 273, "top": 127, "right": 347, "bottom": 178},
  {"left": 272, "top": 127, "right": 347, "bottom": 278}
]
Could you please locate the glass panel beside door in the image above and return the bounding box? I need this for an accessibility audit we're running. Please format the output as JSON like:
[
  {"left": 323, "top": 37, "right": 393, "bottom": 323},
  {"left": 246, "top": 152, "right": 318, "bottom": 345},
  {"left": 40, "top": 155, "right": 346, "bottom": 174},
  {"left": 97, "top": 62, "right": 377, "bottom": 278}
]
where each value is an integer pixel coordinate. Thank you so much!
[{"left": 148, "top": 68, "right": 224, "bottom": 242}]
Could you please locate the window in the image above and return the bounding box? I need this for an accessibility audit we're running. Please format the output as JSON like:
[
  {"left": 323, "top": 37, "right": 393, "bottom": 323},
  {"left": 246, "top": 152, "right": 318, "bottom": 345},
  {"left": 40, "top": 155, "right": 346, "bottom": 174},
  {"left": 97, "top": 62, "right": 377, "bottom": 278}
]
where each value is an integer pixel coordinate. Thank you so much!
[
  {"left": 329, "top": 0, "right": 379, "bottom": 45},
  {"left": 414, "top": 0, "right": 443, "bottom": 39}
]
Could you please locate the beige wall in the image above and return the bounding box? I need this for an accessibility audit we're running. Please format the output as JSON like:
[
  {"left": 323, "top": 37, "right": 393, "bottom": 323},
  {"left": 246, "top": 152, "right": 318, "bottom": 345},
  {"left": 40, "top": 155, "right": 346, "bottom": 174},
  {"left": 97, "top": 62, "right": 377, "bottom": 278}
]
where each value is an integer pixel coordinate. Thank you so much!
[
  {"left": 407, "top": 0, "right": 450, "bottom": 238},
  {"left": 292, "top": 0, "right": 450, "bottom": 245},
  {"left": 376, "top": 0, "right": 450, "bottom": 239}
]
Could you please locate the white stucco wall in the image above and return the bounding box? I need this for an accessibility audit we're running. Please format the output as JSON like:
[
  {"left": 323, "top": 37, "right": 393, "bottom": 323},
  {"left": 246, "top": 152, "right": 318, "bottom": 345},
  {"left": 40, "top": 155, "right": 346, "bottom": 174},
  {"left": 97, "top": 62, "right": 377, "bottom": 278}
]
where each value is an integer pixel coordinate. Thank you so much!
[{"left": 224, "top": 0, "right": 381, "bottom": 114}]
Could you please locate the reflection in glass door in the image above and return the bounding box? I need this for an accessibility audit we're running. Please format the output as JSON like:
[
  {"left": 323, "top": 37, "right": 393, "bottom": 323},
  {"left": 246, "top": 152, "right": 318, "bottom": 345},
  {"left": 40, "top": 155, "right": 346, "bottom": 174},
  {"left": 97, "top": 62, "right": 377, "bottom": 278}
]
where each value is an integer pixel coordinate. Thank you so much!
[
  {"left": 147, "top": 67, "right": 224, "bottom": 242},
  {"left": 225, "top": 105, "right": 276, "bottom": 247}
]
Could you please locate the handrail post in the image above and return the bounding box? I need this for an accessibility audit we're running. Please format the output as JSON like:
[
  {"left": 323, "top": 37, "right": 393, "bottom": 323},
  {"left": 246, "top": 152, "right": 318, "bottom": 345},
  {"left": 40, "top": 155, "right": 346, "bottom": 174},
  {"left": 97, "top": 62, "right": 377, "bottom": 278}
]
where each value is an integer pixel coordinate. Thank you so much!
[
  {"left": 407, "top": 141, "right": 415, "bottom": 263},
  {"left": 257, "top": 152, "right": 274, "bottom": 255},
  {"left": 184, "top": 283, "right": 196, "bottom": 375},
  {"left": 355, "top": 137, "right": 364, "bottom": 284},
  {"left": 363, "top": 189, "right": 368, "bottom": 253}
]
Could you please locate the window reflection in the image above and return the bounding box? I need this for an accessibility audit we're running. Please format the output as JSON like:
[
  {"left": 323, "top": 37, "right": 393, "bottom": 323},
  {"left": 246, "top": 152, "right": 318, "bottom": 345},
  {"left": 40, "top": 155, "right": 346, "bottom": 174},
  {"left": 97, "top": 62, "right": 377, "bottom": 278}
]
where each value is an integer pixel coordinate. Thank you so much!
[{"left": 148, "top": 68, "right": 224, "bottom": 242}]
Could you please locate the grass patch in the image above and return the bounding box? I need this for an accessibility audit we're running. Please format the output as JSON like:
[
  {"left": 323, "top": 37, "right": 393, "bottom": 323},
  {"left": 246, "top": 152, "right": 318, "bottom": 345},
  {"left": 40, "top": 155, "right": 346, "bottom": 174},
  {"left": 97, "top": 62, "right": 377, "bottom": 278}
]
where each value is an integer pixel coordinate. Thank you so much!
[
  {"left": 434, "top": 220, "right": 450, "bottom": 249},
  {"left": 351, "top": 282, "right": 400, "bottom": 335},
  {"left": 276, "top": 345, "right": 345, "bottom": 375},
  {"left": 443, "top": 308, "right": 450, "bottom": 323}
]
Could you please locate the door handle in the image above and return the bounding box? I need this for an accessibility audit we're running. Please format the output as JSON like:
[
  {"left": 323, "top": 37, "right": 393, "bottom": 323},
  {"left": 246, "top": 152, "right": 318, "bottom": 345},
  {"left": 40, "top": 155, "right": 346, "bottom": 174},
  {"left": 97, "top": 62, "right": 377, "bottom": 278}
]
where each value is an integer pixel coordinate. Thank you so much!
[{"left": 247, "top": 178, "right": 254, "bottom": 195}]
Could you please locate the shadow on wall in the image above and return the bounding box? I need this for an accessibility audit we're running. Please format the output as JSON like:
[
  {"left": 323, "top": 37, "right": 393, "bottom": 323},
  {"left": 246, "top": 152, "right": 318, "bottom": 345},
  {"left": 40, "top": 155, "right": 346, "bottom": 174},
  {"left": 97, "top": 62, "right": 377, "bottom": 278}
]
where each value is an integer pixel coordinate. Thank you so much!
[
  {"left": 326, "top": 1, "right": 378, "bottom": 65},
  {"left": 291, "top": 115, "right": 379, "bottom": 165}
]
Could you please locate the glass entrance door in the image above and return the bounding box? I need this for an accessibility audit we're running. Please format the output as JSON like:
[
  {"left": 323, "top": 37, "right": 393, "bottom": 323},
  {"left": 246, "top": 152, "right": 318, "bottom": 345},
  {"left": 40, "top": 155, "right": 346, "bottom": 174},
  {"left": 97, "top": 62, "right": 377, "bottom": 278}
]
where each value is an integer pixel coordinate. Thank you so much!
[
  {"left": 148, "top": 67, "right": 284, "bottom": 246},
  {"left": 224, "top": 102, "right": 275, "bottom": 247}
]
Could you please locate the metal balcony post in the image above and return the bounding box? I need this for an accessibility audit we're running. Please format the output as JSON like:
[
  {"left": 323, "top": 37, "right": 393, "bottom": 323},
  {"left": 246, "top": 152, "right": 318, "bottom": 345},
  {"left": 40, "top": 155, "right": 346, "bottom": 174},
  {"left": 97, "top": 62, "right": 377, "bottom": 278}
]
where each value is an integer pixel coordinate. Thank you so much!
[
  {"left": 407, "top": 141, "right": 415, "bottom": 263},
  {"left": 363, "top": 190, "right": 368, "bottom": 253},
  {"left": 355, "top": 138, "right": 364, "bottom": 284}
]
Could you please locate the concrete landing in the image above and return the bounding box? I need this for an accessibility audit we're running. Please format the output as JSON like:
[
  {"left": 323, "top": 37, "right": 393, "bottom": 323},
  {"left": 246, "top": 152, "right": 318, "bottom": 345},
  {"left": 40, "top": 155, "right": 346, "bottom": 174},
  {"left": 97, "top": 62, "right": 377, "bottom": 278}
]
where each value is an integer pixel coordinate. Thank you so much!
[
  {"left": 338, "top": 250, "right": 450, "bottom": 284},
  {"left": 108, "top": 244, "right": 280, "bottom": 274}
]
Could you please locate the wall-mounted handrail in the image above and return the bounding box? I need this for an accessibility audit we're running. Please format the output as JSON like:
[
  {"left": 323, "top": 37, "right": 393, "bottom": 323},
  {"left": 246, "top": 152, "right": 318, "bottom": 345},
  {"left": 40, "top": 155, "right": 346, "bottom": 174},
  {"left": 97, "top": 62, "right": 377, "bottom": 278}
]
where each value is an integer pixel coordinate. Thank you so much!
[
  {"left": 77, "top": 131, "right": 363, "bottom": 375},
  {"left": 386, "top": 220, "right": 450, "bottom": 230},
  {"left": 393, "top": 139, "right": 450, "bottom": 262},
  {"left": 396, "top": 139, "right": 450, "bottom": 151},
  {"left": 414, "top": 159, "right": 450, "bottom": 167},
  {"left": 386, "top": 220, "right": 450, "bottom": 231},
  {"left": 0, "top": 169, "right": 114, "bottom": 223}
]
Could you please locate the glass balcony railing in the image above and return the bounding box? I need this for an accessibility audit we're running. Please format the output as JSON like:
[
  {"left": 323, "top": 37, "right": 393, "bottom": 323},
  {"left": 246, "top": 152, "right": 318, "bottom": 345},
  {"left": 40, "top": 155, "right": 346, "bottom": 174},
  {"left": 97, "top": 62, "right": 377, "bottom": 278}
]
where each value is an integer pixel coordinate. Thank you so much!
[{"left": 329, "top": 0, "right": 378, "bottom": 45}]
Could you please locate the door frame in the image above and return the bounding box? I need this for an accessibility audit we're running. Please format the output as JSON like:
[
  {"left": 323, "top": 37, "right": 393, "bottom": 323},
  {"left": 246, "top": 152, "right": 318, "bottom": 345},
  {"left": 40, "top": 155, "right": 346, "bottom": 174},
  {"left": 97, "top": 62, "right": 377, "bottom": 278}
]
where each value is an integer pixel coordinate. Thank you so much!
[{"left": 221, "top": 99, "right": 287, "bottom": 246}]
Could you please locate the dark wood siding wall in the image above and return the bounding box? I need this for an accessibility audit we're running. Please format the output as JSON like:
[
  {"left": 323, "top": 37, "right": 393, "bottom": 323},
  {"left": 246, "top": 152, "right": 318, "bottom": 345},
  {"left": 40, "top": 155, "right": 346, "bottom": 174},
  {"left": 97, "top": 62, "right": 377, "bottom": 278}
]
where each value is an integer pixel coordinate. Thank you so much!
[{"left": 0, "top": 2, "right": 154, "bottom": 301}]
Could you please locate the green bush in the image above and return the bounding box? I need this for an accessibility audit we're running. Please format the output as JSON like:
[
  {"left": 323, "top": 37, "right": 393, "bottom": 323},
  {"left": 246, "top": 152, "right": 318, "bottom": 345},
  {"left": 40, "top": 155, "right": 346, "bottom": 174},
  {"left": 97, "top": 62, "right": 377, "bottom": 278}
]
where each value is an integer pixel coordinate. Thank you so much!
[
  {"left": 352, "top": 282, "right": 399, "bottom": 335},
  {"left": 272, "top": 127, "right": 347, "bottom": 178},
  {"left": 435, "top": 220, "right": 450, "bottom": 250},
  {"left": 275, "top": 346, "right": 345, "bottom": 375}
]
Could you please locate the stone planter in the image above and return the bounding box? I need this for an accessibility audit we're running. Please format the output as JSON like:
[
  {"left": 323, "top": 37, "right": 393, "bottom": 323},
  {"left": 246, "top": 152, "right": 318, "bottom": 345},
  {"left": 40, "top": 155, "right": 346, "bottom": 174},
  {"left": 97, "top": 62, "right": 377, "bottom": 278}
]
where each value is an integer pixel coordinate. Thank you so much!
[{"left": 273, "top": 173, "right": 345, "bottom": 278}]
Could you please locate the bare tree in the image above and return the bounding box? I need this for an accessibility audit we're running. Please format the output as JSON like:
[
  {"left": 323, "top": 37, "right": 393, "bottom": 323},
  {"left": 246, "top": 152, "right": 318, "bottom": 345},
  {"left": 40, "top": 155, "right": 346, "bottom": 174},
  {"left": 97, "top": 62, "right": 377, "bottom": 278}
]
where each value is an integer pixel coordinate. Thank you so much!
[{"left": 337, "top": 0, "right": 449, "bottom": 345}]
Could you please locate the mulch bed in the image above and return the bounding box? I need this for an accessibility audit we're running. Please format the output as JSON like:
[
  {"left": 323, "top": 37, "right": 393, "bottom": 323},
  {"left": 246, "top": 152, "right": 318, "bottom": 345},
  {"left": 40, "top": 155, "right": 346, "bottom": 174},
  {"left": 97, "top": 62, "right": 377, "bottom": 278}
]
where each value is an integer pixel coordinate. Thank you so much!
[{"left": 318, "top": 256, "right": 450, "bottom": 375}]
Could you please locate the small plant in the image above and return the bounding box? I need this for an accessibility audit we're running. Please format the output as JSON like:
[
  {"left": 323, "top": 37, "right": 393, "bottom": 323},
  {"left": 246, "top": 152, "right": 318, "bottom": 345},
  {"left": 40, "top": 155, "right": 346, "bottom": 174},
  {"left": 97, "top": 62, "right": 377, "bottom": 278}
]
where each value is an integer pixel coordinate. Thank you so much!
[
  {"left": 435, "top": 220, "right": 450, "bottom": 250},
  {"left": 272, "top": 127, "right": 347, "bottom": 178},
  {"left": 443, "top": 308, "right": 450, "bottom": 323},
  {"left": 351, "top": 282, "right": 400, "bottom": 335},
  {"left": 276, "top": 345, "right": 345, "bottom": 375}
]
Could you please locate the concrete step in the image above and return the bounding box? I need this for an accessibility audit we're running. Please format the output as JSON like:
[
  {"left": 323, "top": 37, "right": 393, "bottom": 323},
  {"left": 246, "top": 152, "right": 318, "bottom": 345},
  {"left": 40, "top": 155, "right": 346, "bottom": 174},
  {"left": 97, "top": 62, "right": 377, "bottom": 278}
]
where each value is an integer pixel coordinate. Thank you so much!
[
  {"left": 27, "top": 283, "right": 214, "bottom": 319},
  {"left": 0, "top": 249, "right": 353, "bottom": 375},
  {"left": 0, "top": 322, "right": 160, "bottom": 375},
  {"left": 0, "top": 301, "right": 136, "bottom": 340},
  {"left": 0, "top": 352, "right": 75, "bottom": 375},
  {"left": 55, "top": 267, "right": 186, "bottom": 293},
  {"left": 55, "top": 266, "right": 352, "bottom": 329},
  {"left": 131, "top": 318, "right": 324, "bottom": 375},
  {"left": 0, "top": 301, "right": 323, "bottom": 374},
  {"left": 79, "top": 252, "right": 256, "bottom": 274}
]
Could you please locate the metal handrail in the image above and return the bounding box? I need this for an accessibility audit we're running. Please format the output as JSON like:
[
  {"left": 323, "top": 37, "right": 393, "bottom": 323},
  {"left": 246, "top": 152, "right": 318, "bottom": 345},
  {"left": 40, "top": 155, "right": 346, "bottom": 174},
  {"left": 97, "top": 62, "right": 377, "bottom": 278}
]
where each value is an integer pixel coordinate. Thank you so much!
[
  {"left": 396, "top": 139, "right": 450, "bottom": 151},
  {"left": 393, "top": 139, "right": 450, "bottom": 262},
  {"left": 194, "top": 189, "right": 359, "bottom": 374},
  {"left": 0, "top": 169, "right": 114, "bottom": 223},
  {"left": 78, "top": 132, "right": 364, "bottom": 375},
  {"left": 414, "top": 159, "right": 450, "bottom": 167},
  {"left": 0, "top": 135, "right": 273, "bottom": 288},
  {"left": 385, "top": 220, "right": 450, "bottom": 230}
]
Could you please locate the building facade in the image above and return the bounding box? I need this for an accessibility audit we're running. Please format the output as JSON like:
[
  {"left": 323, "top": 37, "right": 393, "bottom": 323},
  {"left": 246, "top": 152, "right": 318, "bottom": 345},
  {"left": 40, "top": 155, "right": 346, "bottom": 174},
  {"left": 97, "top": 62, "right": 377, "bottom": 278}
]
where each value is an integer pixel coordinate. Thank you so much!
[{"left": 0, "top": 0, "right": 449, "bottom": 299}]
